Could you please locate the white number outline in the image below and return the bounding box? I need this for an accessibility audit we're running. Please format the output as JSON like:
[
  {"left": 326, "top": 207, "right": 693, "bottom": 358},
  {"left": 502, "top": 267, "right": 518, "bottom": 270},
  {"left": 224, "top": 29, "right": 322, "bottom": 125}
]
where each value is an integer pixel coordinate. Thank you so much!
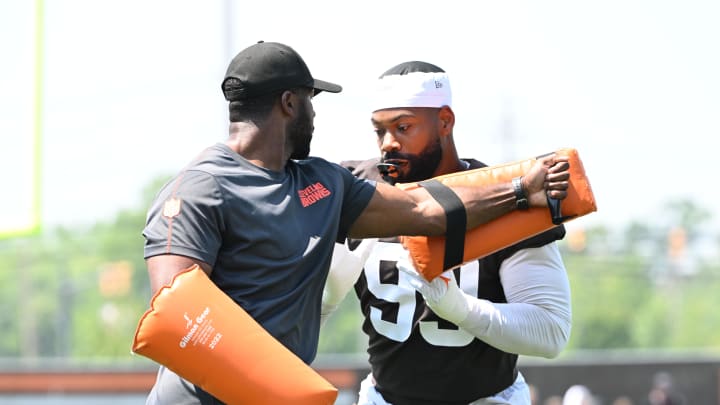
[{"left": 364, "top": 242, "right": 479, "bottom": 347}]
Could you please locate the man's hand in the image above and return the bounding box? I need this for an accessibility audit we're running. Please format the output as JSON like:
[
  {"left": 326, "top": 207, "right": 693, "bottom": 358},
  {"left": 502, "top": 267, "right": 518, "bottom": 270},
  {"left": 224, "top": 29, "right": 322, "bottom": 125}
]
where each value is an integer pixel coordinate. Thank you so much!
[
  {"left": 524, "top": 154, "right": 570, "bottom": 208},
  {"left": 397, "top": 253, "right": 470, "bottom": 325}
]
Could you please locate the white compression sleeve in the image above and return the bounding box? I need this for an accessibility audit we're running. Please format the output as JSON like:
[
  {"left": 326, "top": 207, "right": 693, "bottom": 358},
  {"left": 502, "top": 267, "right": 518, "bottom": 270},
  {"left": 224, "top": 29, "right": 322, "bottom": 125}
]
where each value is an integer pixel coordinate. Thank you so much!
[
  {"left": 321, "top": 239, "right": 378, "bottom": 326},
  {"left": 457, "top": 243, "right": 572, "bottom": 358}
]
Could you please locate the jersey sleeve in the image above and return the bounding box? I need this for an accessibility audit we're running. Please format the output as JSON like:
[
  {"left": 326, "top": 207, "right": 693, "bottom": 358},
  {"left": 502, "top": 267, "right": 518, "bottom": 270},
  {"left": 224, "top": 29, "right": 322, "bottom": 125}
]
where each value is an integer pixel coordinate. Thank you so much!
[
  {"left": 340, "top": 158, "right": 384, "bottom": 182},
  {"left": 142, "top": 170, "right": 225, "bottom": 266},
  {"left": 334, "top": 163, "right": 376, "bottom": 243},
  {"left": 458, "top": 243, "right": 572, "bottom": 358}
]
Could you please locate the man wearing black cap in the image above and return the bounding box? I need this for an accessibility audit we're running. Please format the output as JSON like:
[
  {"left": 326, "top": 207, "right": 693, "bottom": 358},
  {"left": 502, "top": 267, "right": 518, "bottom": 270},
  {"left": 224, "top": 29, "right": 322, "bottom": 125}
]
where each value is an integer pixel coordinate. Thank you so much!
[
  {"left": 141, "top": 42, "right": 571, "bottom": 404},
  {"left": 323, "top": 61, "right": 572, "bottom": 405}
]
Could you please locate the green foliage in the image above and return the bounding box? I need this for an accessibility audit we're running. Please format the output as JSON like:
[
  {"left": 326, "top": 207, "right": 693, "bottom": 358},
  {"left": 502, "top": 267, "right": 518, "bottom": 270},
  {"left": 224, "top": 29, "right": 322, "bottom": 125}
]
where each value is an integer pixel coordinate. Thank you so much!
[
  {"left": 0, "top": 186, "right": 718, "bottom": 362},
  {"left": 633, "top": 265, "right": 720, "bottom": 348},
  {"left": 0, "top": 176, "right": 167, "bottom": 360},
  {"left": 562, "top": 253, "right": 654, "bottom": 349},
  {"left": 318, "top": 293, "right": 366, "bottom": 354},
  {"left": 0, "top": 244, "right": 21, "bottom": 355},
  {"left": 559, "top": 199, "right": 720, "bottom": 352}
]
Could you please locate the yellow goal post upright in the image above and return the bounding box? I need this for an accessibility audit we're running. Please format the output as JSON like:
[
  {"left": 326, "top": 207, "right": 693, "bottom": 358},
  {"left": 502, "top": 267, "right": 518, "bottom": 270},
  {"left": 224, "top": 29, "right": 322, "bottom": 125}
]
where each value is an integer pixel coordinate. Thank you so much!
[{"left": 0, "top": 0, "right": 43, "bottom": 239}]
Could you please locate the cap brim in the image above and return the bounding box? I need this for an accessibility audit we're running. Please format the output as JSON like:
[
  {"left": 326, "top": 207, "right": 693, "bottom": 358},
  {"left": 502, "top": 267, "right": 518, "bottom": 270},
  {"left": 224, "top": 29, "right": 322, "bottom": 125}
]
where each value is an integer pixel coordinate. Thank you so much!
[{"left": 312, "top": 79, "right": 342, "bottom": 95}]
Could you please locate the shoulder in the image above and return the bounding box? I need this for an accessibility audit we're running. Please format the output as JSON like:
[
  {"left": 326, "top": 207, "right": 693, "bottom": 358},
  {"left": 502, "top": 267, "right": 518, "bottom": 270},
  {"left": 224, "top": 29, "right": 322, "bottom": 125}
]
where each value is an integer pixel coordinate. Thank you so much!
[
  {"left": 339, "top": 157, "right": 386, "bottom": 182},
  {"left": 161, "top": 145, "right": 230, "bottom": 192},
  {"left": 296, "top": 156, "right": 338, "bottom": 168},
  {"left": 464, "top": 158, "right": 488, "bottom": 169},
  {"left": 295, "top": 156, "right": 351, "bottom": 176},
  {"left": 184, "top": 143, "right": 241, "bottom": 176},
  {"left": 294, "top": 158, "right": 376, "bottom": 190}
]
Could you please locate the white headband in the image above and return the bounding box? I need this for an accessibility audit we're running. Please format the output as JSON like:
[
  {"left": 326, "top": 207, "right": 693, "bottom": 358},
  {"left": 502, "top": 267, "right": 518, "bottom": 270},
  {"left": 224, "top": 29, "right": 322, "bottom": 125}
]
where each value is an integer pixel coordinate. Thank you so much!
[{"left": 371, "top": 71, "right": 452, "bottom": 112}]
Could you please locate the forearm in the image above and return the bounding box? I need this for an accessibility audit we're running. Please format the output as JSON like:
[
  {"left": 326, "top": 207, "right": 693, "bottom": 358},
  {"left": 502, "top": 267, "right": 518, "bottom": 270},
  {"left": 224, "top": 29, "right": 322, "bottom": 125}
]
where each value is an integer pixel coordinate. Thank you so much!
[
  {"left": 459, "top": 297, "right": 571, "bottom": 358},
  {"left": 320, "top": 244, "right": 357, "bottom": 326},
  {"left": 450, "top": 184, "right": 517, "bottom": 230},
  {"left": 349, "top": 153, "right": 568, "bottom": 239},
  {"left": 349, "top": 182, "right": 516, "bottom": 238},
  {"left": 321, "top": 239, "right": 377, "bottom": 326},
  {"left": 458, "top": 244, "right": 572, "bottom": 358}
]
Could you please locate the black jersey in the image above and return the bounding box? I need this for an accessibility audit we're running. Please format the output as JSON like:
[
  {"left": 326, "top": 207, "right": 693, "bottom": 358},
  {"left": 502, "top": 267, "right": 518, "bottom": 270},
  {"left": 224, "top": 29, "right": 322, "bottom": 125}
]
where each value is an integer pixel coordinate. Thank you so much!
[{"left": 342, "top": 158, "right": 565, "bottom": 405}]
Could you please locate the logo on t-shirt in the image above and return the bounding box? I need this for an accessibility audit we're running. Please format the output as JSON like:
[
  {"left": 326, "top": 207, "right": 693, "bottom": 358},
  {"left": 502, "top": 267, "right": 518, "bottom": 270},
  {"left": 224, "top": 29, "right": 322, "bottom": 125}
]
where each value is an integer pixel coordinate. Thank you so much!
[
  {"left": 163, "top": 197, "right": 182, "bottom": 218},
  {"left": 298, "top": 182, "right": 331, "bottom": 207}
]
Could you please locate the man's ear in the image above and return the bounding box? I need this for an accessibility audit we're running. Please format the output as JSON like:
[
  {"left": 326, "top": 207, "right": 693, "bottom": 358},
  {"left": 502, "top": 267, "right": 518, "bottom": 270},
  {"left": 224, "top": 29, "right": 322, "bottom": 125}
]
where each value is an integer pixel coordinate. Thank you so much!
[
  {"left": 279, "top": 90, "right": 295, "bottom": 116},
  {"left": 438, "top": 106, "right": 455, "bottom": 136}
]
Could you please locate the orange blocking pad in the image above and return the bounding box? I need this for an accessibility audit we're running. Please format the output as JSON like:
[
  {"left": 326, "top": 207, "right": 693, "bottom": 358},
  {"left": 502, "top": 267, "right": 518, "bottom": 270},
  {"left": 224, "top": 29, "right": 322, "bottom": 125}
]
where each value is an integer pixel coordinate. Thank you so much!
[
  {"left": 398, "top": 148, "right": 597, "bottom": 281},
  {"left": 131, "top": 265, "right": 338, "bottom": 405}
]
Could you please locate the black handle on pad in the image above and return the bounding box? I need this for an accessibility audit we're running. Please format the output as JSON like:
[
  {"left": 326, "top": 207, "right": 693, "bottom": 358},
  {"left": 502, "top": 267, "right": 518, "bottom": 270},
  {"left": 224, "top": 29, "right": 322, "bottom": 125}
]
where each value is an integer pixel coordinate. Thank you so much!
[{"left": 547, "top": 196, "right": 576, "bottom": 225}]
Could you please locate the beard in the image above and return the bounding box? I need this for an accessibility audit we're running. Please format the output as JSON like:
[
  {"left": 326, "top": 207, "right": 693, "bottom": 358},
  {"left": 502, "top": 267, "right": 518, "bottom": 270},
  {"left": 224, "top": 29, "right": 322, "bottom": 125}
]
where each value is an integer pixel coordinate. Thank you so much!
[
  {"left": 382, "top": 137, "right": 442, "bottom": 183},
  {"left": 288, "top": 102, "right": 314, "bottom": 160}
]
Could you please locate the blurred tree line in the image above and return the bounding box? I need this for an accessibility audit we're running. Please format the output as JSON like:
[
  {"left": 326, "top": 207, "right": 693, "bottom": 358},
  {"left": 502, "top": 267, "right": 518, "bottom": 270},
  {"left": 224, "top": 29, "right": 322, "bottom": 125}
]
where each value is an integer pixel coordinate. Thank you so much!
[{"left": 1, "top": 177, "right": 719, "bottom": 363}]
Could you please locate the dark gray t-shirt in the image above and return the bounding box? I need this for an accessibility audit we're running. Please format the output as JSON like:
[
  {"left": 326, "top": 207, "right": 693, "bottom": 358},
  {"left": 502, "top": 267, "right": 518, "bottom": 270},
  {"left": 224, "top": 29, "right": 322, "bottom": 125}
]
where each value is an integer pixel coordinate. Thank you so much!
[{"left": 143, "top": 143, "right": 376, "bottom": 363}]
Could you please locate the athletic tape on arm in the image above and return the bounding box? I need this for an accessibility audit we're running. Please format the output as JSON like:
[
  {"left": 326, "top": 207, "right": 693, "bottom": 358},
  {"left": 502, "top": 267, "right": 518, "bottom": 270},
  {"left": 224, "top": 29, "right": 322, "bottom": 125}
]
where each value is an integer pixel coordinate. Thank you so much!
[{"left": 396, "top": 148, "right": 597, "bottom": 281}]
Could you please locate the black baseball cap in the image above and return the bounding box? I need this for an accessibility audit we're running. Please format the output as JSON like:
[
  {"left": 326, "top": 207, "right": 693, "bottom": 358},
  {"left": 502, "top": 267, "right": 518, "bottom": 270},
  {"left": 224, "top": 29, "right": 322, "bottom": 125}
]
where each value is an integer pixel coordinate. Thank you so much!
[{"left": 222, "top": 41, "right": 342, "bottom": 101}]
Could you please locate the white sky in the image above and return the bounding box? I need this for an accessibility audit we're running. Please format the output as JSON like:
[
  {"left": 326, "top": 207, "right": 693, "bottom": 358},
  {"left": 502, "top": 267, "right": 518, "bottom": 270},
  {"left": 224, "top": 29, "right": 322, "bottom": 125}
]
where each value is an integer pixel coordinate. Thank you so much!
[{"left": 2, "top": 0, "right": 719, "bottom": 235}]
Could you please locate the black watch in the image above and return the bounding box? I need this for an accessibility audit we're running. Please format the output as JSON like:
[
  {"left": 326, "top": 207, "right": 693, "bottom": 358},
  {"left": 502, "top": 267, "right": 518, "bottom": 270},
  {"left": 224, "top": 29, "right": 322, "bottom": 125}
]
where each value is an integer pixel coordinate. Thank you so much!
[{"left": 512, "top": 176, "right": 529, "bottom": 210}]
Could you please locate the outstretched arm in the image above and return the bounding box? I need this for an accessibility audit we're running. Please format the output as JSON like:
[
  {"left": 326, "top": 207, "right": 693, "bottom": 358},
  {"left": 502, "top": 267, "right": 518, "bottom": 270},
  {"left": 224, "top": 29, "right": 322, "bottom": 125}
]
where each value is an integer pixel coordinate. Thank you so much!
[
  {"left": 320, "top": 239, "right": 378, "bottom": 326},
  {"left": 402, "top": 243, "right": 571, "bottom": 358},
  {"left": 348, "top": 154, "right": 570, "bottom": 239}
]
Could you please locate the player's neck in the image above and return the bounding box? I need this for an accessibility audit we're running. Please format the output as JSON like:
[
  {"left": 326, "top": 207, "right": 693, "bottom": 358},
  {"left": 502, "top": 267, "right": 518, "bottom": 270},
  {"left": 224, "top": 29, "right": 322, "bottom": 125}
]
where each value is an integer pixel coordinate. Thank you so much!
[
  {"left": 434, "top": 151, "right": 467, "bottom": 176},
  {"left": 227, "top": 123, "right": 289, "bottom": 172}
]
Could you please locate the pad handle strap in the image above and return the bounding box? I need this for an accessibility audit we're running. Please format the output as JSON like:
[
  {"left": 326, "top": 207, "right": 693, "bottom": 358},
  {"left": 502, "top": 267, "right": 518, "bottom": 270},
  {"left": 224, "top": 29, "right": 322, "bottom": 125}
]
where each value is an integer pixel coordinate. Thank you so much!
[{"left": 418, "top": 179, "right": 466, "bottom": 271}]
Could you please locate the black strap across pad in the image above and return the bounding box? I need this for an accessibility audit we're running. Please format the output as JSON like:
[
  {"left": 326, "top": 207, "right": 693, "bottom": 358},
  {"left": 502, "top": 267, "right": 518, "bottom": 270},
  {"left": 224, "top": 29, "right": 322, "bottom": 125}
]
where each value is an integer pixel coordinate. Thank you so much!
[{"left": 418, "top": 179, "right": 467, "bottom": 271}]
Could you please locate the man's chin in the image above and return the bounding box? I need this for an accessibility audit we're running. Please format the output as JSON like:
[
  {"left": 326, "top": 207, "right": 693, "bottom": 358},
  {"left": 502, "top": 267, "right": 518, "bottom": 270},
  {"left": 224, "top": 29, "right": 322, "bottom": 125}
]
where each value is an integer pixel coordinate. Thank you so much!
[{"left": 290, "top": 142, "right": 311, "bottom": 160}]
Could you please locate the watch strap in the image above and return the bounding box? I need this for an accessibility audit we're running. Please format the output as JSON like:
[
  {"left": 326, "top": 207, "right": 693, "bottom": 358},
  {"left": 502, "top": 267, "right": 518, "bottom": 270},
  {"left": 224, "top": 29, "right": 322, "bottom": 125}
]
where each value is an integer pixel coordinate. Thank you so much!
[{"left": 512, "top": 176, "right": 530, "bottom": 210}]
